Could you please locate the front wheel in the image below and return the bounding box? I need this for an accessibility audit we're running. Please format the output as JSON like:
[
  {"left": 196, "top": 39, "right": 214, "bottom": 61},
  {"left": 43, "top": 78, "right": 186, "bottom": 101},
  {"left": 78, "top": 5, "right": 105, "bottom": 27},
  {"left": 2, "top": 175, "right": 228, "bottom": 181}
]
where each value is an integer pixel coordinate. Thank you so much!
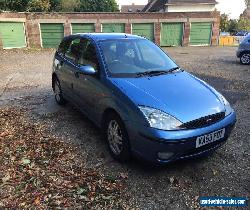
[
  {"left": 104, "top": 113, "right": 131, "bottom": 162},
  {"left": 240, "top": 53, "right": 250, "bottom": 65},
  {"left": 53, "top": 78, "right": 67, "bottom": 105}
]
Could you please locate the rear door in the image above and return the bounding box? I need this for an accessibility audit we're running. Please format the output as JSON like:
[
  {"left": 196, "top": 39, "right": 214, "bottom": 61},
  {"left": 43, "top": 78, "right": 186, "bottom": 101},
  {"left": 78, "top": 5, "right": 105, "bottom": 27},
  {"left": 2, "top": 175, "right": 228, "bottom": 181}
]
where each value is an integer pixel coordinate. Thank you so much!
[
  {"left": 58, "top": 37, "right": 86, "bottom": 100},
  {"left": 54, "top": 37, "right": 72, "bottom": 95}
]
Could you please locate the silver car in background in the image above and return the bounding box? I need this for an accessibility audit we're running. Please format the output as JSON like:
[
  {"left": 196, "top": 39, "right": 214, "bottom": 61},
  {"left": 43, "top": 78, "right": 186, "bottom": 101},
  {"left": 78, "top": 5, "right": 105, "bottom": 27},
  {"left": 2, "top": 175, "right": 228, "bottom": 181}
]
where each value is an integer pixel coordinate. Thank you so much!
[{"left": 237, "top": 34, "right": 250, "bottom": 64}]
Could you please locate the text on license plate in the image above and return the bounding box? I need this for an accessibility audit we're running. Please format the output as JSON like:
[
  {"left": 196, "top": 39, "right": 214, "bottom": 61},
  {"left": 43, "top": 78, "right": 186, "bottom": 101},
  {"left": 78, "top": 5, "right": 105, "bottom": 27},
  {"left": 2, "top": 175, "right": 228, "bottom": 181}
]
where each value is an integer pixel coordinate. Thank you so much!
[{"left": 196, "top": 128, "right": 225, "bottom": 148}]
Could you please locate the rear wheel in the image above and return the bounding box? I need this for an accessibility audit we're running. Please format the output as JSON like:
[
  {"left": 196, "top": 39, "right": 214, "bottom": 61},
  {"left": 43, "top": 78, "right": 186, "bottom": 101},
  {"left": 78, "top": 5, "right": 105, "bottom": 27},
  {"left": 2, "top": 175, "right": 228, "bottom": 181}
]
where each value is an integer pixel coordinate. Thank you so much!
[
  {"left": 104, "top": 113, "right": 131, "bottom": 162},
  {"left": 240, "top": 53, "right": 250, "bottom": 65},
  {"left": 53, "top": 78, "right": 67, "bottom": 105}
]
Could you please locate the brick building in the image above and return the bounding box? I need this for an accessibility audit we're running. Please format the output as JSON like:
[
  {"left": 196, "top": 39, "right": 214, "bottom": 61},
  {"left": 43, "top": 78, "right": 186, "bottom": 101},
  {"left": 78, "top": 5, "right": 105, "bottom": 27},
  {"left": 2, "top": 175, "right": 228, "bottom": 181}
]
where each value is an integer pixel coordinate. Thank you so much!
[{"left": 0, "top": 11, "right": 219, "bottom": 49}]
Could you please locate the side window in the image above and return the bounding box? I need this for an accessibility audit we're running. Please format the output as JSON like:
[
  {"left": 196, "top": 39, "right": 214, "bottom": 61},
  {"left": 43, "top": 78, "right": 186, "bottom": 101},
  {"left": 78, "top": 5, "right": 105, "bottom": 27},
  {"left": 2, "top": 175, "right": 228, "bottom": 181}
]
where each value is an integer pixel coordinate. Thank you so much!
[
  {"left": 58, "top": 38, "right": 71, "bottom": 54},
  {"left": 64, "top": 38, "right": 82, "bottom": 61},
  {"left": 79, "top": 40, "right": 99, "bottom": 70}
]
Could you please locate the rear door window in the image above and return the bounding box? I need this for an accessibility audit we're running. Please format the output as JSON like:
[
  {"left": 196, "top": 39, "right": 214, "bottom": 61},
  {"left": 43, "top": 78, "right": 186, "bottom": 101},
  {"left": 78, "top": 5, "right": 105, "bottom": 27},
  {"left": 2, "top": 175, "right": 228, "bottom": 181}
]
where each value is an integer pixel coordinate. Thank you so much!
[
  {"left": 64, "top": 38, "right": 82, "bottom": 62},
  {"left": 58, "top": 38, "right": 72, "bottom": 54}
]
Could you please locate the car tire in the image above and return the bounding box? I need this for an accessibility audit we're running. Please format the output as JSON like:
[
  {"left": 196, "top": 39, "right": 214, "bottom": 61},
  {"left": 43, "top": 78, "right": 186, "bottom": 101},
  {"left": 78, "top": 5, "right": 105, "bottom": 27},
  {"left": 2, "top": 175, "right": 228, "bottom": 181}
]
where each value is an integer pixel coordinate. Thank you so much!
[
  {"left": 104, "top": 113, "right": 131, "bottom": 162},
  {"left": 53, "top": 78, "right": 67, "bottom": 105},
  {"left": 240, "top": 53, "right": 250, "bottom": 65}
]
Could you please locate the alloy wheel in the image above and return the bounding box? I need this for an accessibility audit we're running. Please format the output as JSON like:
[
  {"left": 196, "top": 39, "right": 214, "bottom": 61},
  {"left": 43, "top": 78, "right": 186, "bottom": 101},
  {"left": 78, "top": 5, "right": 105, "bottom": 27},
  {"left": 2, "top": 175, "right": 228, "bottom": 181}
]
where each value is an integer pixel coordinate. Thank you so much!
[
  {"left": 54, "top": 80, "right": 62, "bottom": 102},
  {"left": 107, "top": 120, "right": 123, "bottom": 155},
  {"left": 241, "top": 53, "right": 250, "bottom": 64}
]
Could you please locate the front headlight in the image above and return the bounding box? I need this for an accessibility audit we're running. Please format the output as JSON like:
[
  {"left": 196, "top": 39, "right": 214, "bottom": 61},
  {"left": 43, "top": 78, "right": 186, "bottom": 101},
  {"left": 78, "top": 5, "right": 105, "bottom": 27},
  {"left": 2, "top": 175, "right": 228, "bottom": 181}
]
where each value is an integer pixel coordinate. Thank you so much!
[
  {"left": 219, "top": 94, "right": 232, "bottom": 116},
  {"left": 138, "top": 106, "right": 183, "bottom": 130}
]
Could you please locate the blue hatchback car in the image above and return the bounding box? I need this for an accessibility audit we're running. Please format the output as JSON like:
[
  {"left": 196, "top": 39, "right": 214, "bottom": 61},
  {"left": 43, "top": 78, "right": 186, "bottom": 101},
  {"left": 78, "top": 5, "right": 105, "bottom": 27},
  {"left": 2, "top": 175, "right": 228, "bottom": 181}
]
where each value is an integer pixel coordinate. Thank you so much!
[{"left": 52, "top": 33, "right": 236, "bottom": 164}]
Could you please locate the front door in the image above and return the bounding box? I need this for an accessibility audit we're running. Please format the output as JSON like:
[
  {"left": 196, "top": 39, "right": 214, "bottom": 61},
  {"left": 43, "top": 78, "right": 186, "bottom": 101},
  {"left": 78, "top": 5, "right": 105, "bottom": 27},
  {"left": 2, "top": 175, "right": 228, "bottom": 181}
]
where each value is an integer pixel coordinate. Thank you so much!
[{"left": 73, "top": 38, "right": 105, "bottom": 120}]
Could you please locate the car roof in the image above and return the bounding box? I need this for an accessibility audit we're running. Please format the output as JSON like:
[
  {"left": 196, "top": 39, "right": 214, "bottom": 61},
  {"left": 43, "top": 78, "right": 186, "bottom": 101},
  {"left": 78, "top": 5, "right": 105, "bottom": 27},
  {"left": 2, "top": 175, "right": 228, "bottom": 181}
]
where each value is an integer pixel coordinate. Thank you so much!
[{"left": 66, "top": 33, "right": 145, "bottom": 41}]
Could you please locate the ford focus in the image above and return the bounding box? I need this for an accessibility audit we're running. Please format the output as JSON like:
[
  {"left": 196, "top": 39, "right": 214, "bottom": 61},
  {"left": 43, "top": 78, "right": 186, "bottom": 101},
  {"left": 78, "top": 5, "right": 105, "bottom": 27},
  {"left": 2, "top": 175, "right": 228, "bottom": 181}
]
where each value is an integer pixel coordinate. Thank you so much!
[{"left": 52, "top": 33, "right": 236, "bottom": 164}]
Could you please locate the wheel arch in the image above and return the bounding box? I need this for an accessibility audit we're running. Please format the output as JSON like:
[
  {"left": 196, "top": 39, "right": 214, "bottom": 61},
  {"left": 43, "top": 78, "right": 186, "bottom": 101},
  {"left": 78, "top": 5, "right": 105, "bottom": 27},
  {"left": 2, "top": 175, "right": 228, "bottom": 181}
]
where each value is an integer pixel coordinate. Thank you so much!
[
  {"left": 240, "top": 50, "right": 250, "bottom": 57},
  {"left": 101, "top": 108, "right": 121, "bottom": 129}
]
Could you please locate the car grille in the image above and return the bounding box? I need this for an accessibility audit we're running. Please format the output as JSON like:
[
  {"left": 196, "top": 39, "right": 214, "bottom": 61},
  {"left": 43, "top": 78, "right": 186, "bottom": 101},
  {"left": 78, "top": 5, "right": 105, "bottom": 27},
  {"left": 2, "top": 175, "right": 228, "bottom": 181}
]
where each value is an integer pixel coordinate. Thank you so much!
[{"left": 181, "top": 112, "right": 225, "bottom": 129}]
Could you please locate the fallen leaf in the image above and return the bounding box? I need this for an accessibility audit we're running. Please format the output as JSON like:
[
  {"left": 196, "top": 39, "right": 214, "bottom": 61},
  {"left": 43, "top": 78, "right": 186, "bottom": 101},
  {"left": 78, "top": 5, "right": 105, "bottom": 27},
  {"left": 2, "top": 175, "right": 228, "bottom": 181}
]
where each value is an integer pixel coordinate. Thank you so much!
[
  {"left": 169, "top": 177, "right": 175, "bottom": 184},
  {"left": 0, "top": 131, "right": 11, "bottom": 137},
  {"left": 2, "top": 173, "right": 11, "bottom": 183},
  {"left": 120, "top": 172, "right": 128, "bottom": 179},
  {"left": 79, "top": 195, "right": 89, "bottom": 201},
  {"left": 21, "top": 158, "right": 31, "bottom": 165},
  {"left": 77, "top": 188, "right": 88, "bottom": 195},
  {"left": 34, "top": 197, "right": 40, "bottom": 205},
  {"left": 102, "top": 195, "right": 113, "bottom": 200},
  {"left": 212, "top": 169, "right": 218, "bottom": 176}
]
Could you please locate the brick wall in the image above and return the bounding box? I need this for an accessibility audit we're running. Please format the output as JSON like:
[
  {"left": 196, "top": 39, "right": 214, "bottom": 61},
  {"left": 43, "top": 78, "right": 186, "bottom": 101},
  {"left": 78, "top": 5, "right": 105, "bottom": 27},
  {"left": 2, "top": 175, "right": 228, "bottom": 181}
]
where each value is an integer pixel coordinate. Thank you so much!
[{"left": 0, "top": 11, "right": 220, "bottom": 48}]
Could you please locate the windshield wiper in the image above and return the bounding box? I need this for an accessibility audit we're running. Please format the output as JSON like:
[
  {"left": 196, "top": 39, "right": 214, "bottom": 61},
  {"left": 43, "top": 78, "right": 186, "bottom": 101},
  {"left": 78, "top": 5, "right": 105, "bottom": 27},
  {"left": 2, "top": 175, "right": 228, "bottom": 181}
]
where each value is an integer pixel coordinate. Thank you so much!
[
  {"left": 136, "top": 67, "right": 182, "bottom": 77},
  {"left": 167, "top": 67, "right": 182, "bottom": 73},
  {"left": 136, "top": 70, "right": 169, "bottom": 77}
]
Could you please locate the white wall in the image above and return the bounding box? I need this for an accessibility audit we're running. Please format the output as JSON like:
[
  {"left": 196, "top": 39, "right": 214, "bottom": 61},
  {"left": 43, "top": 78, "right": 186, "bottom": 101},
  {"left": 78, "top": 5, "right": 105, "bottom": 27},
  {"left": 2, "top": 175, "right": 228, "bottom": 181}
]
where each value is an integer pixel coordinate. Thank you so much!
[{"left": 167, "top": 5, "right": 215, "bottom": 12}]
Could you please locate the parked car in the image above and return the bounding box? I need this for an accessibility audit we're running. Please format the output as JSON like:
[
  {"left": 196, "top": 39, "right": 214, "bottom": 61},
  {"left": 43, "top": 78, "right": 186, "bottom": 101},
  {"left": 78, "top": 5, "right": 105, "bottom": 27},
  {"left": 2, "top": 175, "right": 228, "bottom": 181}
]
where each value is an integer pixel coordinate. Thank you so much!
[
  {"left": 220, "top": 32, "right": 230, "bottom": 36},
  {"left": 237, "top": 34, "right": 250, "bottom": 64},
  {"left": 235, "top": 31, "right": 249, "bottom": 37},
  {"left": 52, "top": 33, "right": 236, "bottom": 164}
]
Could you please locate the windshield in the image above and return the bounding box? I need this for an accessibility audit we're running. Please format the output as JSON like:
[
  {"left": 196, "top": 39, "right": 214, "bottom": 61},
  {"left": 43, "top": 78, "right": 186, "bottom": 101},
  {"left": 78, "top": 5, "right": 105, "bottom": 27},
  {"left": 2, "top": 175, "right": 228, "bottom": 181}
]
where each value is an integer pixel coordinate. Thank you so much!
[{"left": 99, "top": 39, "right": 178, "bottom": 77}]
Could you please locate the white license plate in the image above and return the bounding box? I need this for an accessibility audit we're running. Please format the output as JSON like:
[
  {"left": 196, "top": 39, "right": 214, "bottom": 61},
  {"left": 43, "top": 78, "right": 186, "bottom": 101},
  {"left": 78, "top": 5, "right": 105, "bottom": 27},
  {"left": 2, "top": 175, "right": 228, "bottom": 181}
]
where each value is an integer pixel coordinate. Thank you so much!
[{"left": 196, "top": 128, "right": 225, "bottom": 148}]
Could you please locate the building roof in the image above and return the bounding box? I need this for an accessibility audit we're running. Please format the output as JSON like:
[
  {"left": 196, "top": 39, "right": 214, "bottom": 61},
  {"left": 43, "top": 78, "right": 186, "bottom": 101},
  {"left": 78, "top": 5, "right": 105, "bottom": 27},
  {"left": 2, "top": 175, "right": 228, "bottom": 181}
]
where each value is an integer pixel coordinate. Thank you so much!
[
  {"left": 121, "top": 4, "right": 145, "bottom": 12},
  {"left": 242, "top": 7, "right": 250, "bottom": 18},
  {"left": 142, "top": 0, "right": 217, "bottom": 12}
]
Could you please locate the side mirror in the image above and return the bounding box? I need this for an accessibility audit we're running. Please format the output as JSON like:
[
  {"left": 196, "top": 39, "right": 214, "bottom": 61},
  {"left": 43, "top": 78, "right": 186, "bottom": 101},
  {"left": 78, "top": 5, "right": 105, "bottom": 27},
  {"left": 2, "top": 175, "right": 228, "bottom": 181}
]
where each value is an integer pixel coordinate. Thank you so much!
[{"left": 78, "top": 65, "right": 96, "bottom": 75}]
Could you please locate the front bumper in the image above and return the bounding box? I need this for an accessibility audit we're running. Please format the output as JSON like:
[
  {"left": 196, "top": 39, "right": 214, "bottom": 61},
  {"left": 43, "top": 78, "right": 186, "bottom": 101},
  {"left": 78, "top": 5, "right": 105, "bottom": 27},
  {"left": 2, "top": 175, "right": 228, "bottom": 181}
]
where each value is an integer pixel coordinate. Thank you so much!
[{"left": 126, "top": 111, "right": 236, "bottom": 164}]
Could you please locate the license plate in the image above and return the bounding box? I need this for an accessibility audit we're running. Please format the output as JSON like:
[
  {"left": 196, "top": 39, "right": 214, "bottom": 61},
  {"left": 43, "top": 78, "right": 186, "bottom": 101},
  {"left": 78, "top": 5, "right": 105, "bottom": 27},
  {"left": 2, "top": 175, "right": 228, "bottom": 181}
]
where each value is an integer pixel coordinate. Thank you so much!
[{"left": 196, "top": 128, "right": 225, "bottom": 148}]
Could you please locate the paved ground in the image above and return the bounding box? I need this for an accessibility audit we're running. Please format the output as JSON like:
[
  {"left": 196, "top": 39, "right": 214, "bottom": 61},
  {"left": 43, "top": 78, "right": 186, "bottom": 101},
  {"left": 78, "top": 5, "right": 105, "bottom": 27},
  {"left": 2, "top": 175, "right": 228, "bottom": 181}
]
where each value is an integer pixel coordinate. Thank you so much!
[{"left": 0, "top": 47, "right": 249, "bottom": 209}]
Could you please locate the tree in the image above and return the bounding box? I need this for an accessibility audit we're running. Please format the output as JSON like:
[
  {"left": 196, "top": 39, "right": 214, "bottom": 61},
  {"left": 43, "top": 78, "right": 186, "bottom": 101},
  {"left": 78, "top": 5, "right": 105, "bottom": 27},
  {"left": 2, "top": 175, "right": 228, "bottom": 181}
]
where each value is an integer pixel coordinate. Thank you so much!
[
  {"left": 60, "top": 0, "right": 80, "bottom": 12},
  {"left": 27, "top": 0, "right": 50, "bottom": 12},
  {"left": 0, "top": 0, "right": 30, "bottom": 12},
  {"left": 238, "top": 17, "right": 250, "bottom": 31},
  {"left": 227, "top": 19, "right": 238, "bottom": 34},
  {"left": 220, "top": 13, "right": 230, "bottom": 32},
  {"left": 78, "top": 0, "right": 119, "bottom": 12},
  {"left": 0, "top": 0, "right": 6, "bottom": 11},
  {"left": 0, "top": 0, "right": 119, "bottom": 12},
  {"left": 49, "top": 0, "right": 61, "bottom": 12}
]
